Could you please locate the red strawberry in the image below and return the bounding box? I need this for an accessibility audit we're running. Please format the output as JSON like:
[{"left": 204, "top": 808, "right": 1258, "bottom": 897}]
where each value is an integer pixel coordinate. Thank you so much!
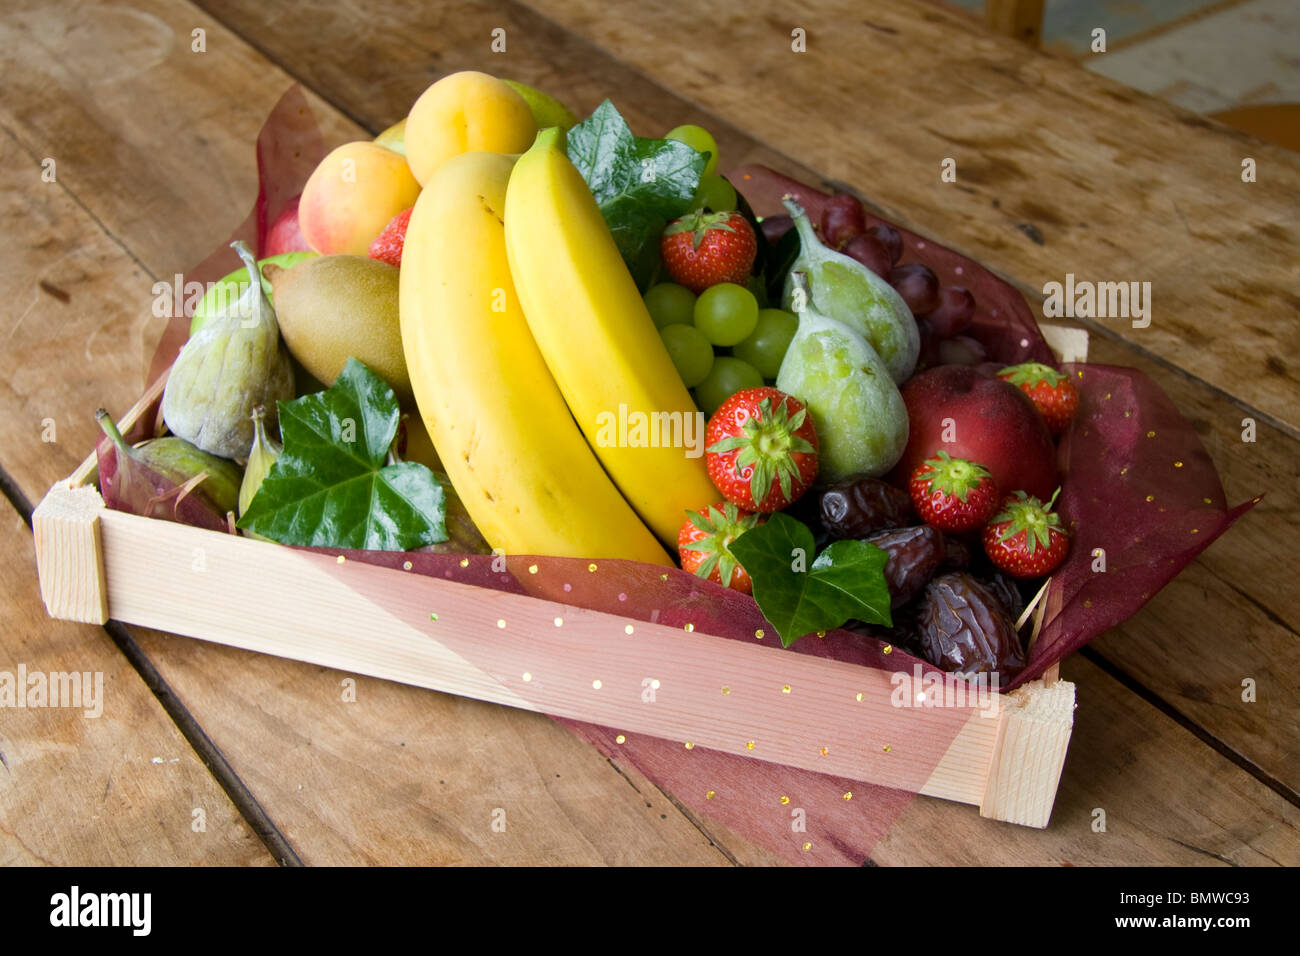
[
  {"left": 996, "top": 362, "right": 1079, "bottom": 436},
  {"left": 908, "top": 451, "right": 999, "bottom": 532},
  {"left": 678, "top": 502, "right": 764, "bottom": 594},
  {"left": 660, "top": 210, "right": 757, "bottom": 294},
  {"left": 706, "top": 387, "right": 819, "bottom": 513},
  {"left": 981, "top": 490, "right": 1070, "bottom": 579},
  {"left": 368, "top": 206, "right": 413, "bottom": 268}
]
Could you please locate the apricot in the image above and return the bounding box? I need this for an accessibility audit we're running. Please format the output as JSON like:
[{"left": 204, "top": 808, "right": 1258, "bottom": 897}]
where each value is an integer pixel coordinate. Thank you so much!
[
  {"left": 404, "top": 71, "right": 536, "bottom": 185},
  {"left": 298, "top": 142, "right": 421, "bottom": 256}
]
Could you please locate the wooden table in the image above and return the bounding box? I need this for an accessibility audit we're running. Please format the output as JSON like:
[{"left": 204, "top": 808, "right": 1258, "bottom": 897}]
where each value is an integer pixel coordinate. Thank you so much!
[{"left": 2, "top": 0, "right": 1297, "bottom": 866}]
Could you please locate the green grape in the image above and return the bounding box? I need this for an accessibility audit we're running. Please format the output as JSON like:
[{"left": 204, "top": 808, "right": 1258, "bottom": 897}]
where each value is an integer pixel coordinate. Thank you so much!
[
  {"left": 666, "top": 124, "right": 719, "bottom": 177},
  {"left": 659, "top": 323, "right": 715, "bottom": 388},
  {"left": 688, "top": 174, "right": 737, "bottom": 213},
  {"left": 733, "top": 308, "right": 798, "bottom": 378},
  {"left": 693, "top": 356, "right": 763, "bottom": 417},
  {"left": 694, "top": 282, "right": 758, "bottom": 347},
  {"left": 643, "top": 283, "right": 697, "bottom": 330}
]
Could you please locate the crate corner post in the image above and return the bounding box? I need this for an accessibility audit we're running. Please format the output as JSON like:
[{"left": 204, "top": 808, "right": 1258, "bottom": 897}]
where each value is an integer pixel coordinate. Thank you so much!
[
  {"left": 979, "top": 677, "right": 1076, "bottom": 828},
  {"left": 32, "top": 480, "right": 110, "bottom": 625}
]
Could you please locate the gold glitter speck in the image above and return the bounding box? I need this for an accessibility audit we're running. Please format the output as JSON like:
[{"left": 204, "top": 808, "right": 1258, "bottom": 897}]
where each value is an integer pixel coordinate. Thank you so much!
[
  {"left": 624, "top": 624, "right": 634, "bottom": 635},
  {"left": 1124, "top": 410, "right": 1133, "bottom": 418},
  {"left": 755, "top": 628, "right": 765, "bottom": 639},
  {"left": 336, "top": 555, "right": 346, "bottom": 564},
  {"left": 591, "top": 680, "right": 602, "bottom": 690},
  {"left": 588, "top": 563, "right": 598, "bottom": 572},
  {"left": 403, "top": 561, "right": 413, "bottom": 570},
  {"left": 780, "top": 796, "right": 790, "bottom": 805},
  {"left": 746, "top": 741, "right": 755, "bottom": 751},
  {"left": 527, "top": 563, "right": 539, "bottom": 574},
  {"left": 1146, "top": 495, "right": 1155, "bottom": 502},
  {"left": 882, "top": 745, "right": 892, "bottom": 752},
  {"left": 1203, "top": 497, "right": 1213, "bottom": 505},
  {"left": 781, "top": 685, "right": 791, "bottom": 695},
  {"left": 684, "top": 741, "right": 694, "bottom": 750},
  {"left": 855, "top": 692, "right": 864, "bottom": 702},
  {"left": 429, "top": 613, "right": 438, "bottom": 621},
  {"left": 706, "top": 790, "right": 715, "bottom": 799},
  {"left": 819, "top": 747, "right": 829, "bottom": 756},
  {"left": 684, "top": 622, "right": 695, "bottom": 632},
  {"left": 721, "top": 686, "right": 731, "bottom": 695},
  {"left": 1174, "top": 460, "right": 1183, "bottom": 468},
  {"left": 1146, "top": 430, "right": 1156, "bottom": 438},
  {"left": 522, "top": 672, "right": 532, "bottom": 682},
  {"left": 459, "top": 558, "right": 469, "bottom": 568},
  {"left": 1191, "top": 528, "right": 1199, "bottom": 534},
  {"left": 802, "top": 842, "right": 812, "bottom": 852},
  {"left": 554, "top": 617, "right": 564, "bottom": 627},
  {"left": 615, "top": 734, "right": 626, "bottom": 744},
  {"left": 882, "top": 644, "right": 893, "bottom": 655},
  {"left": 842, "top": 792, "right": 853, "bottom": 801},
  {"left": 496, "top": 619, "right": 506, "bottom": 628},
  {"left": 659, "top": 573, "right": 668, "bottom": 582},
  {"left": 815, "top": 630, "right": 826, "bottom": 638}
]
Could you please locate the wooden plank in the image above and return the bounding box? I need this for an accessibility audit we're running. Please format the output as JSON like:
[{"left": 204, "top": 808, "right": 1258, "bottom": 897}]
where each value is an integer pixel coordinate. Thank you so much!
[
  {"left": 985, "top": 0, "right": 1045, "bottom": 47},
  {"left": 0, "top": 6, "right": 742, "bottom": 863},
  {"left": 187, "top": 0, "right": 1300, "bottom": 791},
  {"left": 875, "top": 655, "right": 1300, "bottom": 866},
  {"left": 0, "top": 505, "right": 273, "bottom": 866}
]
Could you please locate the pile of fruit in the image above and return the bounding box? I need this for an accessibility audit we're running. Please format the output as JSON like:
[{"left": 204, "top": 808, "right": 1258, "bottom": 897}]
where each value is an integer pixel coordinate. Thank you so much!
[{"left": 97, "top": 70, "right": 1093, "bottom": 681}]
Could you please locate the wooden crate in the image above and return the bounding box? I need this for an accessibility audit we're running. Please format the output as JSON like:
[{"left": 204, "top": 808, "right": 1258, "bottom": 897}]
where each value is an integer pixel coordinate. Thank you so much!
[{"left": 32, "top": 328, "right": 1087, "bottom": 829}]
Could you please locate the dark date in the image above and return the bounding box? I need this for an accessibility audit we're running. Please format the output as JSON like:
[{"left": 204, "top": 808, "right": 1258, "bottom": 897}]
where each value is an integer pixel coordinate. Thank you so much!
[
  {"left": 867, "top": 525, "right": 944, "bottom": 608},
  {"left": 819, "top": 476, "right": 912, "bottom": 540},
  {"left": 916, "top": 572, "right": 1026, "bottom": 677}
]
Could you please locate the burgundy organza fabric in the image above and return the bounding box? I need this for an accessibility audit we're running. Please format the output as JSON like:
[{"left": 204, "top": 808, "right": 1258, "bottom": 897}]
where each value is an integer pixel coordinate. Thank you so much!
[{"left": 138, "top": 87, "right": 1256, "bottom": 865}]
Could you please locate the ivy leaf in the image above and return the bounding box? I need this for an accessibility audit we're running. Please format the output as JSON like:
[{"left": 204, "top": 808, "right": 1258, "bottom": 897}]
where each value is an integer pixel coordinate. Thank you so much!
[
  {"left": 566, "top": 99, "right": 707, "bottom": 288},
  {"left": 729, "top": 513, "right": 892, "bottom": 647},
  {"left": 237, "top": 358, "right": 447, "bottom": 551}
]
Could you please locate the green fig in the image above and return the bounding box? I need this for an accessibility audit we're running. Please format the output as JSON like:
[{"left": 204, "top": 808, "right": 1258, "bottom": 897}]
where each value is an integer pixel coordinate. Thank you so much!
[
  {"left": 781, "top": 197, "right": 919, "bottom": 384},
  {"left": 238, "top": 405, "right": 282, "bottom": 517},
  {"left": 162, "top": 240, "right": 295, "bottom": 459},
  {"left": 96, "top": 409, "right": 243, "bottom": 531},
  {"left": 776, "top": 271, "right": 908, "bottom": 481}
]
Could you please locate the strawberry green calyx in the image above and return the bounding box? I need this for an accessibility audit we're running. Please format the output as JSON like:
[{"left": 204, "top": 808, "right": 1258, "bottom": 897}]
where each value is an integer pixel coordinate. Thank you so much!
[
  {"left": 681, "top": 502, "right": 762, "bottom": 589},
  {"left": 663, "top": 209, "right": 740, "bottom": 251},
  {"left": 708, "top": 396, "right": 815, "bottom": 508},
  {"left": 919, "top": 450, "right": 992, "bottom": 503},
  {"left": 999, "top": 362, "right": 1067, "bottom": 388},
  {"left": 991, "top": 489, "right": 1066, "bottom": 554}
]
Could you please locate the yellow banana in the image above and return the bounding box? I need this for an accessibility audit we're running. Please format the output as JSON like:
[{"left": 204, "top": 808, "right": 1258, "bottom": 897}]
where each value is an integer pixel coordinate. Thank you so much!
[
  {"left": 504, "top": 128, "right": 717, "bottom": 545},
  {"left": 399, "top": 150, "right": 671, "bottom": 565}
]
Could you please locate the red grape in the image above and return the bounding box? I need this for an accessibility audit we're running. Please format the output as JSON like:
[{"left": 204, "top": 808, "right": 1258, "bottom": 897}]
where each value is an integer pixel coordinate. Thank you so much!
[
  {"left": 937, "top": 335, "right": 988, "bottom": 366},
  {"left": 760, "top": 214, "right": 793, "bottom": 244},
  {"left": 888, "top": 263, "right": 940, "bottom": 315},
  {"left": 866, "top": 223, "right": 903, "bottom": 265},
  {"left": 821, "top": 193, "right": 867, "bottom": 248},
  {"left": 842, "top": 234, "right": 891, "bottom": 277},
  {"left": 919, "top": 285, "right": 976, "bottom": 338}
]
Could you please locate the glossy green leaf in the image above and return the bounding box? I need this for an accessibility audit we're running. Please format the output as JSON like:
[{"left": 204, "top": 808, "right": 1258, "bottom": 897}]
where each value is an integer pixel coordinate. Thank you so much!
[
  {"left": 237, "top": 358, "right": 446, "bottom": 551},
  {"left": 566, "top": 100, "right": 707, "bottom": 289},
  {"left": 729, "top": 513, "right": 892, "bottom": 647}
]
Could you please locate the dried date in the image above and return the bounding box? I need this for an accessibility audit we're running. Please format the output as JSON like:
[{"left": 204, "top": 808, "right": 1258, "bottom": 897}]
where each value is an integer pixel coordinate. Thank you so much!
[
  {"left": 916, "top": 572, "right": 1026, "bottom": 677},
  {"left": 867, "top": 525, "right": 944, "bottom": 608},
  {"left": 819, "top": 475, "right": 912, "bottom": 540}
]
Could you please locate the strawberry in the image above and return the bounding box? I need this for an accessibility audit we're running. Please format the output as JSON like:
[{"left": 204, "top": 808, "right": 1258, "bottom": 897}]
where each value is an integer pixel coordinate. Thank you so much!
[
  {"left": 706, "top": 387, "right": 819, "bottom": 513},
  {"left": 981, "top": 490, "right": 1070, "bottom": 579},
  {"left": 678, "top": 502, "right": 764, "bottom": 594},
  {"left": 908, "top": 451, "right": 999, "bottom": 532},
  {"left": 997, "top": 362, "right": 1079, "bottom": 436},
  {"left": 368, "top": 206, "right": 413, "bottom": 268},
  {"left": 660, "top": 210, "right": 757, "bottom": 294}
]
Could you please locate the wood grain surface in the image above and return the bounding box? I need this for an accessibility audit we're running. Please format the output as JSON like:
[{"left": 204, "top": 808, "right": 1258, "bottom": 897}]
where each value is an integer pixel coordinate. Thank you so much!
[{"left": 1, "top": 0, "right": 1296, "bottom": 865}]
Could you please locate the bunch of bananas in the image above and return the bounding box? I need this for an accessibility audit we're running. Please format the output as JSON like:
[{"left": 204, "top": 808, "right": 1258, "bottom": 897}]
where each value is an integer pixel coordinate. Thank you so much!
[{"left": 399, "top": 131, "right": 716, "bottom": 564}]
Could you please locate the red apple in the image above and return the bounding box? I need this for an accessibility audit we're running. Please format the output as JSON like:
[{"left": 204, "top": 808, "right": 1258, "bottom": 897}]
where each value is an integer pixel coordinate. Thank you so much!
[
  {"left": 264, "top": 195, "right": 312, "bottom": 256},
  {"left": 889, "top": 365, "right": 1059, "bottom": 500}
]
